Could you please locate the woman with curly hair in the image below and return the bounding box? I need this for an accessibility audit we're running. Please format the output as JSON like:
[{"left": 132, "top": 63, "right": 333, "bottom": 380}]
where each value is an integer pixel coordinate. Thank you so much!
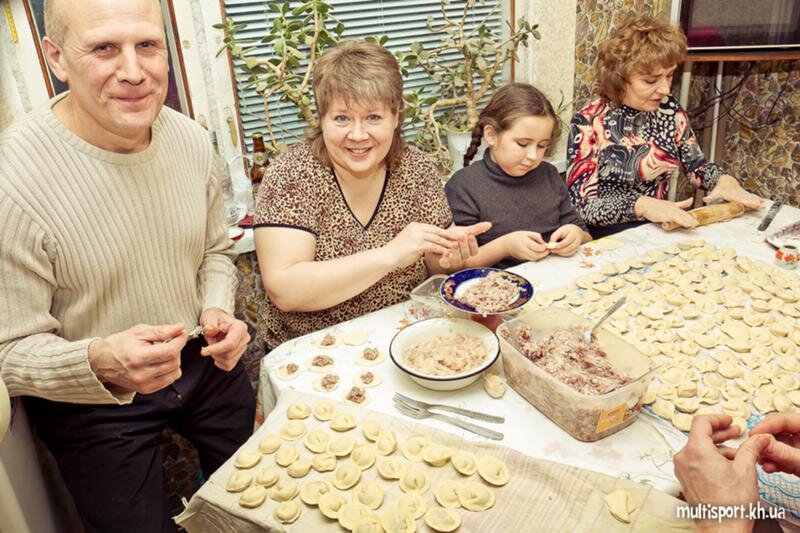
[{"left": 566, "top": 15, "right": 761, "bottom": 238}]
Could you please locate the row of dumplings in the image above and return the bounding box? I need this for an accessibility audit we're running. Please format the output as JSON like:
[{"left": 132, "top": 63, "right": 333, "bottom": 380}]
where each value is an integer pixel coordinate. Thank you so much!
[
  {"left": 224, "top": 399, "right": 510, "bottom": 531},
  {"left": 529, "top": 242, "right": 800, "bottom": 431}
]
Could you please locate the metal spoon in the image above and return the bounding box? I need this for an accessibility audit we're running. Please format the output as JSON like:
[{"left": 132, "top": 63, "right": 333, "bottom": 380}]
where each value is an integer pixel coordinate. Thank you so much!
[{"left": 583, "top": 297, "right": 626, "bottom": 343}]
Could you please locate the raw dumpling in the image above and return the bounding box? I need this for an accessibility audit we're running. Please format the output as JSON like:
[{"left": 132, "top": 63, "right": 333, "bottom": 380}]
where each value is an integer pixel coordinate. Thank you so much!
[
  {"left": 380, "top": 510, "right": 415, "bottom": 533},
  {"left": 275, "top": 444, "right": 299, "bottom": 467},
  {"left": 356, "top": 346, "right": 386, "bottom": 366},
  {"left": 392, "top": 493, "right": 427, "bottom": 519},
  {"left": 330, "top": 412, "right": 358, "bottom": 432},
  {"left": 311, "top": 451, "right": 337, "bottom": 472},
  {"left": 377, "top": 458, "right": 406, "bottom": 480},
  {"left": 362, "top": 419, "right": 384, "bottom": 441},
  {"left": 400, "top": 434, "right": 430, "bottom": 461},
  {"left": 422, "top": 443, "right": 452, "bottom": 467},
  {"left": 605, "top": 489, "right": 637, "bottom": 524},
  {"left": 328, "top": 434, "right": 356, "bottom": 457},
  {"left": 255, "top": 467, "right": 279, "bottom": 487},
  {"left": 399, "top": 467, "right": 430, "bottom": 494},
  {"left": 433, "top": 480, "right": 462, "bottom": 509},
  {"left": 375, "top": 431, "right": 397, "bottom": 456},
  {"left": 483, "top": 373, "right": 507, "bottom": 398},
  {"left": 273, "top": 500, "right": 301, "bottom": 524},
  {"left": 424, "top": 507, "right": 462, "bottom": 532},
  {"left": 354, "top": 370, "right": 382, "bottom": 388},
  {"left": 239, "top": 485, "right": 267, "bottom": 508},
  {"left": 299, "top": 479, "right": 333, "bottom": 506},
  {"left": 286, "top": 402, "right": 311, "bottom": 419},
  {"left": 351, "top": 443, "right": 377, "bottom": 470},
  {"left": 313, "top": 399, "right": 336, "bottom": 421},
  {"left": 276, "top": 362, "right": 300, "bottom": 380},
  {"left": 314, "top": 331, "right": 342, "bottom": 348},
  {"left": 308, "top": 354, "right": 336, "bottom": 373},
  {"left": 332, "top": 463, "right": 362, "bottom": 490},
  {"left": 270, "top": 478, "right": 299, "bottom": 502},
  {"left": 280, "top": 419, "right": 307, "bottom": 441},
  {"left": 319, "top": 491, "right": 347, "bottom": 519},
  {"left": 226, "top": 471, "right": 252, "bottom": 492},
  {"left": 354, "top": 480, "right": 384, "bottom": 510},
  {"left": 344, "top": 329, "right": 369, "bottom": 346},
  {"left": 343, "top": 386, "right": 370, "bottom": 406},
  {"left": 451, "top": 450, "right": 477, "bottom": 476},
  {"left": 234, "top": 450, "right": 261, "bottom": 469},
  {"left": 477, "top": 456, "right": 509, "bottom": 486},
  {"left": 313, "top": 373, "right": 341, "bottom": 393},
  {"left": 287, "top": 458, "right": 312, "bottom": 478},
  {"left": 353, "top": 516, "right": 383, "bottom": 533},
  {"left": 338, "top": 502, "right": 372, "bottom": 531},
  {"left": 457, "top": 482, "right": 495, "bottom": 511},
  {"left": 303, "top": 428, "right": 331, "bottom": 453},
  {"left": 258, "top": 434, "right": 280, "bottom": 454}
]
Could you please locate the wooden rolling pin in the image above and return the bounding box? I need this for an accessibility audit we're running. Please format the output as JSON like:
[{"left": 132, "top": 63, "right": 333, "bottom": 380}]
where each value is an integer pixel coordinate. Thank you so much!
[{"left": 661, "top": 201, "right": 745, "bottom": 231}]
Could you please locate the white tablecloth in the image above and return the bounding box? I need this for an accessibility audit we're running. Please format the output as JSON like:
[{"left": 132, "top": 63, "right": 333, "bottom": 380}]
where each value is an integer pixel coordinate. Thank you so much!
[{"left": 258, "top": 202, "right": 800, "bottom": 496}]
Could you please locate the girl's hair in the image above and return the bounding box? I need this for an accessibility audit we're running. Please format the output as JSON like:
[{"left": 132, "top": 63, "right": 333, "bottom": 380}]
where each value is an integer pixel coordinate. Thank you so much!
[
  {"left": 307, "top": 40, "right": 406, "bottom": 169},
  {"left": 595, "top": 15, "right": 687, "bottom": 104},
  {"left": 463, "top": 83, "right": 557, "bottom": 168}
]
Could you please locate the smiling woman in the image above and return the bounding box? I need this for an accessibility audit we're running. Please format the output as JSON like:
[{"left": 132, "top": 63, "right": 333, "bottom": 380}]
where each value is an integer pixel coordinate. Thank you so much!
[{"left": 252, "top": 40, "right": 490, "bottom": 349}]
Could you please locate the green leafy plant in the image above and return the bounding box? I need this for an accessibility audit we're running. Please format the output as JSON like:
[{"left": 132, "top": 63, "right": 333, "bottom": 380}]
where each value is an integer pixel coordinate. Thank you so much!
[
  {"left": 214, "top": 1, "right": 343, "bottom": 156},
  {"left": 397, "top": 0, "right": 540, "bottom": 170}
]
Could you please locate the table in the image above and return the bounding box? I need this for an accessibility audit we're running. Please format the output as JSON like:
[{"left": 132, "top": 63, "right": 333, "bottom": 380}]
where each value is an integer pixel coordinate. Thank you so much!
[{"left": 258, "top": 202, "right": 800, "bottom": 497}]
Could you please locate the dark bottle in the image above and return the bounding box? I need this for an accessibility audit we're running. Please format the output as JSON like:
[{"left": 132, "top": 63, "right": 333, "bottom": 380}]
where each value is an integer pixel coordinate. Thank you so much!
[{"left": 250, "top": 133, "right": 268, "bottom": 184}]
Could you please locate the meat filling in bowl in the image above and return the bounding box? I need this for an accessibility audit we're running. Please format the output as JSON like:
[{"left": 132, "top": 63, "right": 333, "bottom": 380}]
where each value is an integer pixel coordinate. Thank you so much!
[
  {"left": 459, "top": 271, "right": 521, "bottom": 313},
  {"left": 404, "top": 333, "right": 486, "bottom": 376},
  {"left": 509, "top": 325, "right": 630, "bottom": 394}
]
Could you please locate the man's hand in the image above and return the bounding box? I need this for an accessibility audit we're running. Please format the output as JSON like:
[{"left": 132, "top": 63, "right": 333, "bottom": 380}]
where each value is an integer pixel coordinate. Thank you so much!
[
  {"left": 749, "top": 413, "right": 800, "bottom": 476},
  {"left": 673, "top": 414, "right": 771, "bottom": 533},
  {"left": 200, "top": 308, "right": 250, "bottom": 371},
  {"left": 705, "top": 175, "right": 763, "bottom": 210},
  {"left": 635, "top": 196, "right": 699, "bottom": 228},
  {"left": 88, "top": 323, "right": 186, "bottom": 394},
  {"left": 548, "top": 224, "right": 585, "bottom": 257},
  {"left": 438, "top": 222, "right": 492, "bottom": 270}
]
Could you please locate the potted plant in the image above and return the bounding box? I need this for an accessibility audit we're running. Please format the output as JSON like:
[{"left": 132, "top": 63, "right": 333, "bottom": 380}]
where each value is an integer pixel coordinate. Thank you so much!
[
  {"left": 398, "top": 0, "right": 540, "bottom": 173},
  {"left": 215, "top": 1, "right": 338, "bottom": 157}
]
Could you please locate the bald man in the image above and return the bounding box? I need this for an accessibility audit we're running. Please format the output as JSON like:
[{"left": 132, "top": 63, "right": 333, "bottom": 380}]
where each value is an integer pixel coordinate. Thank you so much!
[{"left": 0, "top": 1, "right": 255, "bottom": 531}]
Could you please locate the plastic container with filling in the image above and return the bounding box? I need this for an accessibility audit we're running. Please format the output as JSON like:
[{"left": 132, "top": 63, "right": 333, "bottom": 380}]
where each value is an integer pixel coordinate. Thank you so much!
[{"left": 497, "top": 307, "right": 657, "bottom": 442}]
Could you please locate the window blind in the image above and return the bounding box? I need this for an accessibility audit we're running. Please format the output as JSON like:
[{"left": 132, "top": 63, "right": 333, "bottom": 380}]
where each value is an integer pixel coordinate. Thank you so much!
[{"left": 221, "top": 0, "right": 506, "bottom": 152}]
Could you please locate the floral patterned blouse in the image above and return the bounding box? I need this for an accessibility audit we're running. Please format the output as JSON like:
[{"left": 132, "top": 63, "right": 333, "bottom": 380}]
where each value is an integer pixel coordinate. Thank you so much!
[
  {"left": 254, "top": 141, "right": 452, "bottom": 349},
  {"left": 566, "top": 95, "right": 724, "bottom": 226}
]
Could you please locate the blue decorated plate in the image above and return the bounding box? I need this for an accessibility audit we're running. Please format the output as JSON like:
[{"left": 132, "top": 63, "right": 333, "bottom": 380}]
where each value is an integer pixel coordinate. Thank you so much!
[{"left": 440, "top": 268, "right": 533, "bottom": 315}]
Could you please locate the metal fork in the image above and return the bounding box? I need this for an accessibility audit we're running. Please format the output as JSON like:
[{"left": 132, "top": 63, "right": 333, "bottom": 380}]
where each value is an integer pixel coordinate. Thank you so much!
[
  {"left": 393, "top": 397, "right": 504, "bottom": 441},
  {"left": 394, "top": 393, "right": 505, "bottom": 423}
]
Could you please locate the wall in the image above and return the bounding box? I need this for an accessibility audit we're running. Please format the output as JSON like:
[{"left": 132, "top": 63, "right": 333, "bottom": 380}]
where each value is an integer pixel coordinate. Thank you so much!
[{"left": 516, "top": 0, "right": 578, "bottom": 167}]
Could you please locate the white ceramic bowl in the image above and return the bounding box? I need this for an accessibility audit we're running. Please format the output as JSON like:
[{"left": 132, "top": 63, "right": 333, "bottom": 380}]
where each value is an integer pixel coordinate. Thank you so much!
[{"left": 389, "top": 317, "right": 499, "bottom": 391}]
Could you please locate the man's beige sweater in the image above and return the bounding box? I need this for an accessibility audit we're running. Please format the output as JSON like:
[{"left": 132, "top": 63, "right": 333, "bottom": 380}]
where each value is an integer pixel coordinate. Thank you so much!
[{"left": 0, "top": 95, "right": 238, "bottom": 404}]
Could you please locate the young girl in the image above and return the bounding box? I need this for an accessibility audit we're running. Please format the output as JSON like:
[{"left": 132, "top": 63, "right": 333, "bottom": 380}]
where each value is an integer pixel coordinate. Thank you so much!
[{"left": 445, "top": 83, "right": 592, "bottom": 269}]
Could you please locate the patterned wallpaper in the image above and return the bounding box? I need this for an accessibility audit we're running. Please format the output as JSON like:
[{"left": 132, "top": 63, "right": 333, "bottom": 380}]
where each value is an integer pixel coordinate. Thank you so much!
[
  {"left": 572, "top": 1, "right": 799, "bottom": 208},
  {"left": 573, "top": 0, "right": 668, "bottom": 110}
]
